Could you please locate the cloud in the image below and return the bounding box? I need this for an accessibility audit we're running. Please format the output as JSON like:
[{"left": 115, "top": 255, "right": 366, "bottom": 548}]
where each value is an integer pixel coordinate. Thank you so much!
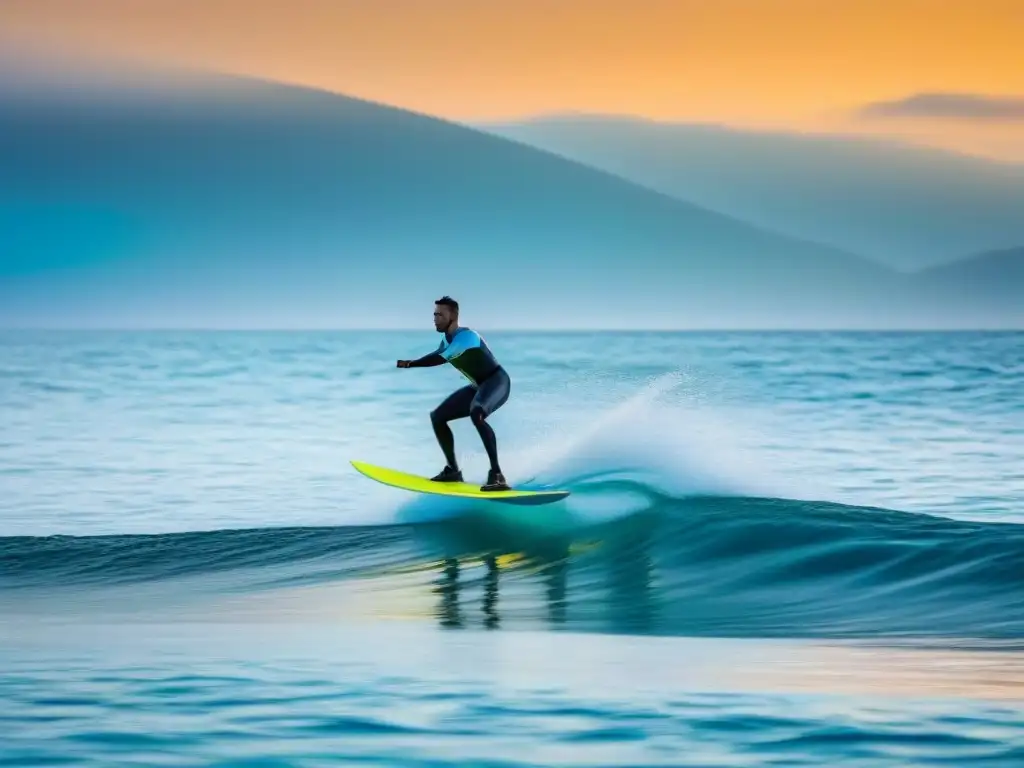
[{"left": 860, "top": 92, "right": 1024, "bottom": 120}]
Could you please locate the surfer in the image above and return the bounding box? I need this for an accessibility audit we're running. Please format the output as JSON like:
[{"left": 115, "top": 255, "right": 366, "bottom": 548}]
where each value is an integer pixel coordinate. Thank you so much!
[{"left": 397, "top": 296, "right": 511, "bottom": 492}]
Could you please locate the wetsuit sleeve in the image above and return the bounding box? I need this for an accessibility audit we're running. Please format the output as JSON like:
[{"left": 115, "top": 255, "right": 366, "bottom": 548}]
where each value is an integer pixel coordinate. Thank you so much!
[
  {"left": 407, "top": 340, "right": 446, "bottom": 367},
  {"left": 407, "top": 352, "right": 445, "bottom": 367}
]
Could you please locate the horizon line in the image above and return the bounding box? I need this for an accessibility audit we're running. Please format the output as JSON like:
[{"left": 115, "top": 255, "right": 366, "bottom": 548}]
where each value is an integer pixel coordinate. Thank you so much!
[{"left": 1, "top": 327, "right": 1020, "bottom": 334}]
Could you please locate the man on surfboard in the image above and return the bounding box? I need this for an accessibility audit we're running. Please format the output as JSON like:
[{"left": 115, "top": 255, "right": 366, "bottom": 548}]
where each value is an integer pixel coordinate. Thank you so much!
[{"left": 397, "top": 296, "right": 511, "bottom": 492}]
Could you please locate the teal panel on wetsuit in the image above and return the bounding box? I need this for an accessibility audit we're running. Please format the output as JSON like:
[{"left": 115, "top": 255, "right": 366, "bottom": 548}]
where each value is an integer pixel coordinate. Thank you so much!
[{"left": 437, "top": 328, "right": 500, "bottom": 385}]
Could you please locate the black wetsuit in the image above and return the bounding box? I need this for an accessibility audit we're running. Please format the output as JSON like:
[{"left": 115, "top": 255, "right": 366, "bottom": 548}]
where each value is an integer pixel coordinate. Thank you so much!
[{"left": 407, "top": 327, "right": 510, "bottom": 474}]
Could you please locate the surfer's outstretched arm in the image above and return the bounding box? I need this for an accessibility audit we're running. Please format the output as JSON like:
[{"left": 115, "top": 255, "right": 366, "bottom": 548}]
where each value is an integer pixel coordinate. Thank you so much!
[{"left": 398, "top": 352, "right": 445, "bottom": 368}]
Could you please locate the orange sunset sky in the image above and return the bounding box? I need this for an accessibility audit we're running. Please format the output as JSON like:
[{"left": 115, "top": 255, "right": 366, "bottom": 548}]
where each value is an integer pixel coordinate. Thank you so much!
[{"left": 2, "top": 0, "right": 1022, "bottom": 161}]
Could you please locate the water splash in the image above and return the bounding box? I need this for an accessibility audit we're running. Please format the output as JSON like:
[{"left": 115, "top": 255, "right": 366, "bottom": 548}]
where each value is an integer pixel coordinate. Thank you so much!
[{"left": 389, "top": 371, "right": 836, "bottom": 528}]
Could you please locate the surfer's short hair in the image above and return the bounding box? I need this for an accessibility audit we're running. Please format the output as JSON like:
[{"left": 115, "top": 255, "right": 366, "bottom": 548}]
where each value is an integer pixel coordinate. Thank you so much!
[{"left": 435, "top": 296, "right": 459, "bottom": 314}]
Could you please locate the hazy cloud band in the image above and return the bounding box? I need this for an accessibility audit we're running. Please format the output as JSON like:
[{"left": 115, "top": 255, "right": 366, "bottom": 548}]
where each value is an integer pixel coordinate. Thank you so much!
[{"left": 861, "top": 92, "right": 1024, "bottom": 120}]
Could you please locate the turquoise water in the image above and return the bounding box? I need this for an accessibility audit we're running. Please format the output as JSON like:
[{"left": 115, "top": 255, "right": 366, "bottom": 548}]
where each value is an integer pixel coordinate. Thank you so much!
[{"left": 2, "top": 331, "right": 1023, "bottom": 765}]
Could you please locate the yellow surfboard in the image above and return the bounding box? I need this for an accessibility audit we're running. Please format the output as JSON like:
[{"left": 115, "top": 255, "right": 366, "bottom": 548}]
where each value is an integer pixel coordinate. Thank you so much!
[{"left": 351, "top": 460, "right": 570, "bottom": 506}]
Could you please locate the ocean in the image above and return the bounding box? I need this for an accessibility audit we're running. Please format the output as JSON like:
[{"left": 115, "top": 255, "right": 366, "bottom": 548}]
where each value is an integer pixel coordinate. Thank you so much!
[{"left": 2, "top": 330, "right": 1023, "bottom": 766}]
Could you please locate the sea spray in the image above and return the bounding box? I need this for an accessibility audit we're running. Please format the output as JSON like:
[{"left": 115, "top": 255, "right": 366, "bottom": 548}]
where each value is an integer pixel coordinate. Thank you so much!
[{"left": 512, "top": 370, "right": 811, "bottom": 514}]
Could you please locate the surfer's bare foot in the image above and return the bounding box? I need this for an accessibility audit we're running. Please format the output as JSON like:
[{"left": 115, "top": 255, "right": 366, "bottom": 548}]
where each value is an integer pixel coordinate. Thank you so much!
[
  {"left": 481, "top": 469, "right": 510, "bottom": 492},
  {"left": 431, "top": 466, "right": 463, "bottom": 482}
]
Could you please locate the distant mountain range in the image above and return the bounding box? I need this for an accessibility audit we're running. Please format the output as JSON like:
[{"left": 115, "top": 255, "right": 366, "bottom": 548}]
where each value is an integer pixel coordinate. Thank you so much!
[
  {"left": 478, "top": 114, "right": 1024, "bottom": 273},
  {"left": 0, "top": 62, "right": 1019, "bottom": 329},
  {"left": 916, "top": 246, "right": 1024, "bottom": 311}
]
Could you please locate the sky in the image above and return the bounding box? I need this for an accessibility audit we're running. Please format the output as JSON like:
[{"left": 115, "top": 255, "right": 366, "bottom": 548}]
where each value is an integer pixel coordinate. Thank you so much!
[{"left": 2, "top": 0, "right": 1022, "bottom": 161}]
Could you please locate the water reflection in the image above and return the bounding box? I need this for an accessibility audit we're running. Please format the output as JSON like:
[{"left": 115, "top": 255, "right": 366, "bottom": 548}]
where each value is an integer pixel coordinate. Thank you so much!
[
  {"left": 435, "top": 555, "right": 502, "bottom": 630},
  {"left": 426, "top": 514, "right": 654, "bottom": 634},
  {"left": 433, "top": 552, "right": 571, "bottom": 630}
]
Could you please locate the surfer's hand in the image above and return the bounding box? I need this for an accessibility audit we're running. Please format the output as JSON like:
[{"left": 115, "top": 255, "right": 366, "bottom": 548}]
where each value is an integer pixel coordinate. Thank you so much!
[{"left": 397, "top": 360, "right": 410, "bottom": 368}]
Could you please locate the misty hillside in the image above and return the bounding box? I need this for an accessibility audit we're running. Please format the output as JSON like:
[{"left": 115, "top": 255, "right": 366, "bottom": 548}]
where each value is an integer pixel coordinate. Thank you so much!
[
  {"left": 479, "top": 115, "right": 1024, "bottom": 272},
  {"left": 0, "top": 63, "right": 1003, "bottom": 328},
  {"left": 915, "top": 247, "right": 1024, "bottom": 317}
]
